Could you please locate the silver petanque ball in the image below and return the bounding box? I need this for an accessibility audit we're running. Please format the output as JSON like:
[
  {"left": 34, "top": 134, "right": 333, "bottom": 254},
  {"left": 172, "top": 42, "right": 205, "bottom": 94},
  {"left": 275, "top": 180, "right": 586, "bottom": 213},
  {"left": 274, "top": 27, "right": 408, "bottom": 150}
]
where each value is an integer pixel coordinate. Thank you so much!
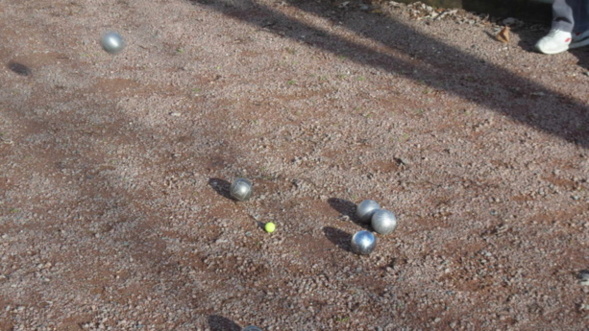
[
  {"left": 351, "top": 230, "right": 377, "bottom": 255},
  {"left": 356, "top": 199, "right": 380, "bottom": 223},
  {"left": 230, "top": 178, "right": 252, "bottom": 201},
  {"left": 101, "top": 31, "right": 125, "bottom": 54},
  {"left": 371, "top": 209, "right": 398, "bottom": 235}
]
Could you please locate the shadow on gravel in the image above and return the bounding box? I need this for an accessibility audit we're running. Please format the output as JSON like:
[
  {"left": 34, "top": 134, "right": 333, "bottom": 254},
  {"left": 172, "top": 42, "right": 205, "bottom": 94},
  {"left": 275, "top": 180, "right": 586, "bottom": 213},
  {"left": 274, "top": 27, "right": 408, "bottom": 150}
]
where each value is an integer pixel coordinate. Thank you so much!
[
  {"left": 7, "top": 61, "right": 32, "bottom": 76},
  {"left": 570, "top": 49, "right": 589, "bottom": 72},
  {"left": 208, "top": 177, "right": 233, "bottom": 200},
  {"left": 323, "top": 226, "right": 352, "bottom": 252},
  {"left": 207, "top": 315, "right": 242, "bottom": 331},
  {"left": 327, "top": 197, "right": 374, "bottom": 230},
  {"left": 327, "top": 198, "right": 356, "bottom": 219},
  {"left": 189, "top": 0, "right": 589, "bottom": 148}
]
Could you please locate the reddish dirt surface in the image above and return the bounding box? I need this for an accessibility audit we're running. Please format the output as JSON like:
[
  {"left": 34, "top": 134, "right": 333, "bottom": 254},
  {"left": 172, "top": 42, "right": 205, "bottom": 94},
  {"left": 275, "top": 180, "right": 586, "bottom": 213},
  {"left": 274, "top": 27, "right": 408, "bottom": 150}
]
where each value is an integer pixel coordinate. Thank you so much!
[{"left": 1, "top": 0, "right": 589, "bottom": 330}]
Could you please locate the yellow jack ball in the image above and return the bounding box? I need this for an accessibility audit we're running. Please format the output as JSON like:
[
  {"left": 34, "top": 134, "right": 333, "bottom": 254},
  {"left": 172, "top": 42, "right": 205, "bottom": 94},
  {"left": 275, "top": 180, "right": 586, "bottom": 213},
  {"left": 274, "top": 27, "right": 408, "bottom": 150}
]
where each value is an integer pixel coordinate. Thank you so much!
[{"left": 264, "top": 222, "right": 276, "bottom": 233}]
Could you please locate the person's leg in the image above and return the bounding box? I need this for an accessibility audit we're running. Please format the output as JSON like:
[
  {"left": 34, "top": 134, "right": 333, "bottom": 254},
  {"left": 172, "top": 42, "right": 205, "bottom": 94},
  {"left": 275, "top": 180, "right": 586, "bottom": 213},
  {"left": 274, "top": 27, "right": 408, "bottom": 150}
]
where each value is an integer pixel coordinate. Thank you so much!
[
  {"left": 572, "top": 0, "right": 589, "bottom": 33},
  {"left": 535, "top": 0, "right": 575, "bottom": 54},
  {"left": 552, "top": 0, "right": 576, "bottom": 33},
  {"left": 570, "top": 0, "right": 589, "bottom": 47}
]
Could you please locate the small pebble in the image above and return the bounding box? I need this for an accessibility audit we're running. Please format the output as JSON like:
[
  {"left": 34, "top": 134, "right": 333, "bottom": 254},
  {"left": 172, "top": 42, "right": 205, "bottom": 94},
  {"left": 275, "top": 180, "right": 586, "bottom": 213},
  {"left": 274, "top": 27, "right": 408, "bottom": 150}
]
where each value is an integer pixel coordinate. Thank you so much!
[{"left": 578, "top": 270, "right": 589, "bottom": 285}]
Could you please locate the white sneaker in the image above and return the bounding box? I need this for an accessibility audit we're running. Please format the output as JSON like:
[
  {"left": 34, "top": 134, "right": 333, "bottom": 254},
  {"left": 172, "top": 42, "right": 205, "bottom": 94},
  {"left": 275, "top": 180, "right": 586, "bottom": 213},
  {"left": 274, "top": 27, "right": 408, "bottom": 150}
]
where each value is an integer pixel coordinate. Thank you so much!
[{"left": 535, "top": 29, "right": 572, "bottom": 54}]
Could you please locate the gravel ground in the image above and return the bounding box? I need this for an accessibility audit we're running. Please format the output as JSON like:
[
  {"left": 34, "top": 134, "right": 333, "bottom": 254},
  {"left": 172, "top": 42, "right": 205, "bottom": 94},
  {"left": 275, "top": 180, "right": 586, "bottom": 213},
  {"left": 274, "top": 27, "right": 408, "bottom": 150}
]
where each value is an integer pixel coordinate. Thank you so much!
[{"left": 0, "top": 0, "right": 588, "bottom": 330}]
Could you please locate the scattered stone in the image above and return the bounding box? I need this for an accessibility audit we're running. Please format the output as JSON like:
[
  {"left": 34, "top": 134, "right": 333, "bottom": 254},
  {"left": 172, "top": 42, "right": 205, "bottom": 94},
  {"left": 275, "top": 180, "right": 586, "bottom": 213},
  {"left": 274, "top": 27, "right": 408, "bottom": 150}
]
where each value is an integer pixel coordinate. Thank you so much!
[
  {"left": 502, "top": 17, "right": 524, "bottom": 28},
  {"left": 496, "top": 26, "right": 510, "bottom": 43},
  {"left": 578, "top": 270, "right": 589, "bottom": 286}
]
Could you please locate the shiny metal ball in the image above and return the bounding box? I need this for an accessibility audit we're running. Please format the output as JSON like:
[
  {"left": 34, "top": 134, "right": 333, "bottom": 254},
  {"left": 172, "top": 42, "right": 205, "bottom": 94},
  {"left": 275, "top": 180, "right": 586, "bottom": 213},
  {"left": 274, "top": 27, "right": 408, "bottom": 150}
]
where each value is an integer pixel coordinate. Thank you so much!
[
  {"left": 356, "top": 199, "right": 380, "bottom": 223},
  {"left": 371, "top": 209, "right": 398, "bottom": 235},
  {"left": 351, "top": 230, "right": 377, "bottom": 255},
  {"left": 229, "top": 178, "right": 252, "bottom": 201},
  {"left": 101, "top": 31, "right": 125, "bottom": 54}
]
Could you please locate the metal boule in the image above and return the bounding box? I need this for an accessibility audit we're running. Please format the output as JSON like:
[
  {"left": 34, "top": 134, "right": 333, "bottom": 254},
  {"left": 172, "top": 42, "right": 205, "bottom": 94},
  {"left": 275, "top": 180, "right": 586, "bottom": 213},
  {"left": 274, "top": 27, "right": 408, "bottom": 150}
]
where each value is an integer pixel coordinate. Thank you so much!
[
  {"left": 351, "top": 230, "right": 377, "bottom": 255},
  {"left": 229, "top": 178, "right": 252, "bottom": 201},
  {"left": 101, "top": 31, "right": 125, "bottom": 54},
  {"left": 356, "top": 199, "right": 380, "bottom": 223},
  {"left": 371, "top": 209, "right": 398, "bottom": 235}
]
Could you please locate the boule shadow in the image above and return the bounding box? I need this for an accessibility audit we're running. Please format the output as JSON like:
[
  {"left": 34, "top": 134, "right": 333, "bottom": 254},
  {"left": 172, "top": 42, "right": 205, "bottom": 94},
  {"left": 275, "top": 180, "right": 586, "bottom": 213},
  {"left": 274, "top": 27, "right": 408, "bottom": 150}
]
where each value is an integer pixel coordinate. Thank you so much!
[
  {"left": 327, "top": 197, "right": 371, "bottom": 229},
  {"left": 208, "top": 178, "right": 232, "bottom": 200},
  {"left": 323, "top": 226, "right": 352, "bottom": 252},
  {"left": 327, "top": 197, "right": 355, "bottom": 217},
  {"left": 7, "top": 61, "right": 32, "bottom": 76},
  {"left": 207, "top": 315, "right": 241, "bottom": 331}
]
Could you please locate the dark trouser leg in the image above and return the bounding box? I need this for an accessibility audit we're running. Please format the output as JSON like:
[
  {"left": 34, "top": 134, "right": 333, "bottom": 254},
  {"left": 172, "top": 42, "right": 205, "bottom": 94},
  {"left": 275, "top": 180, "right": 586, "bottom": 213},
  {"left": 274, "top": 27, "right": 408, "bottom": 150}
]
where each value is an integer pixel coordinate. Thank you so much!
[
  {"left": 552, "top": 0, "right": 575, "bottom": 32},
  {"left": 572, "top": 0, "right": 589, "bottom": 33}
]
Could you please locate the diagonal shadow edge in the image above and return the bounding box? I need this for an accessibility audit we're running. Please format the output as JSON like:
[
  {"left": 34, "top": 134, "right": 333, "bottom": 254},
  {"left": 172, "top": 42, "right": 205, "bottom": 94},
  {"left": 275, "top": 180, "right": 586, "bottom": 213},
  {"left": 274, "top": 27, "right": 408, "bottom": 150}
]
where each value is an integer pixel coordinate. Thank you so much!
[{"left": 190, "top": 0, "right": 589, "bottom": 148}]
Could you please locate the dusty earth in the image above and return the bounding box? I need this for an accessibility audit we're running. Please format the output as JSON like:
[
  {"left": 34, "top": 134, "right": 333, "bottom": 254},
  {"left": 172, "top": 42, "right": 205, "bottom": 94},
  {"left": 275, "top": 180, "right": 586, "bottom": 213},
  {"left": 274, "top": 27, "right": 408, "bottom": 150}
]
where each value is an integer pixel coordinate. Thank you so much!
[{"left": 1, "top": 0, "right": 589, "bottom": 330}]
